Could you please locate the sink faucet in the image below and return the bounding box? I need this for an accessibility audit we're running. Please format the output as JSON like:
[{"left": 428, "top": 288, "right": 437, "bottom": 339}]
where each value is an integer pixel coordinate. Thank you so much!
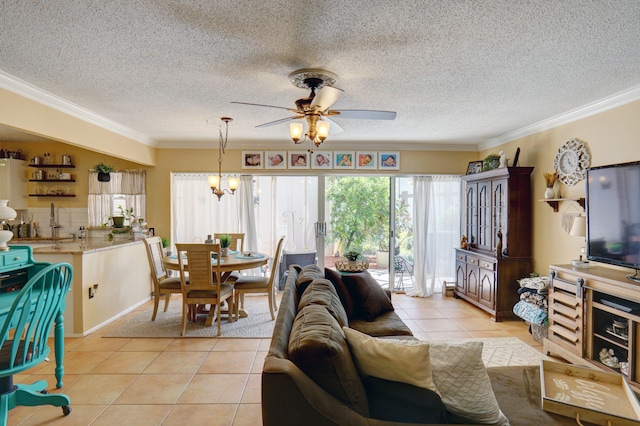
[{"left": 50, "top": 202, "right": 59, "bottom": 239}]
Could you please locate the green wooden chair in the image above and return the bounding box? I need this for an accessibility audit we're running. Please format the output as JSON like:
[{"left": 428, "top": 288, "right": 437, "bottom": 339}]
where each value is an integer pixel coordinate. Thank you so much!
[{"left": 0, "top": 263, "right": 73, "bottom": 422}]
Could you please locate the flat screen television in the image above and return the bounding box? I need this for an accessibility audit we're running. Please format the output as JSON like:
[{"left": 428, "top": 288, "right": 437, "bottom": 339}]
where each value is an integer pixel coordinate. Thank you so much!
[{"left": 586, "top": 161, "right": 640, "bottom": 279}]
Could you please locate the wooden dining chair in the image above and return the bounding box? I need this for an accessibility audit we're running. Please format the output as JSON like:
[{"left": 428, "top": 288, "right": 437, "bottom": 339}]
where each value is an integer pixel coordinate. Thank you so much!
[
  {"left": 214, "top": 233, "right": 245, "bottom": 282},
  {"left": 175, "top": 243, "right": 234, "bottom": 336},
  {"left": 233, "top": 236, "right": 285, "bottom": 321},
  {"left": 143, "top": 236, "right": 183, "bottom": 321}
]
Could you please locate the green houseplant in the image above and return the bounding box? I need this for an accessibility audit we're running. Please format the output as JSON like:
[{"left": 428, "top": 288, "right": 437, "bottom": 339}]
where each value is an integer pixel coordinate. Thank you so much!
[
  {"left": 219, "top": 234, "right": 232, "bottom": 256},
  {"left": 94, "top": 162, "right": 115, "bottom": 182}
]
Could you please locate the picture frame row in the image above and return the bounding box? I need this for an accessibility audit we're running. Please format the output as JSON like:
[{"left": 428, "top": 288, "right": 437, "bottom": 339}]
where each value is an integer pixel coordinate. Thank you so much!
[{"left": 242, "top": 150, "right": 400, "bottom": 171}]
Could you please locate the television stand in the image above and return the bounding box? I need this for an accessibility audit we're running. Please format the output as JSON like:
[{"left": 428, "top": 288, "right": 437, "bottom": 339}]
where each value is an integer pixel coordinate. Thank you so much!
[{"left": 545, "top": 264, "right": 640, "bottom": 392}]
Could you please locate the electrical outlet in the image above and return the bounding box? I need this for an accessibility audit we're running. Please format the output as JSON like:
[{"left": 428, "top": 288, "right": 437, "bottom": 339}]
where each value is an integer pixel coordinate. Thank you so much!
[{"left": 89, "top": 287, "right": 95, "bottom": 299}]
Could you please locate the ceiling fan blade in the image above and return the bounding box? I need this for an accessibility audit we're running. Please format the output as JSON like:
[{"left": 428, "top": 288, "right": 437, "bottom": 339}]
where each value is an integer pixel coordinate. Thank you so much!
[
  {"left": 255, "top": 116, "right": 302, "bottom": 128},
  {"left": 310, "top": 86, "right": 343, "bottom": 111},
  {"left": 231, "top": 101, "right": 297, "bottom": 113},
  {"left": 324, "top": 117, "right": 344, "bottom": 134},
  {"left": 332, "top": 109, "right": 397, "bottom": 120}
]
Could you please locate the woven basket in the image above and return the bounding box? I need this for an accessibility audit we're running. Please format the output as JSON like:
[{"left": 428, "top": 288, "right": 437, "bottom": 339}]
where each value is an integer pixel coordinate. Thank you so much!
[{"left": 531, "top": 323, "right": 548, "bottom": 343}]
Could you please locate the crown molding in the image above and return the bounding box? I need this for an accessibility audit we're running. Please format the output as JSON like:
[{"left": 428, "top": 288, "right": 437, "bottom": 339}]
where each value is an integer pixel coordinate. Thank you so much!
[
  {"left": 0, "top": 71, "right": 153, "bottom": 146},
  {"left": 480, "top": 84, "right": 640, "bottom": 151}
]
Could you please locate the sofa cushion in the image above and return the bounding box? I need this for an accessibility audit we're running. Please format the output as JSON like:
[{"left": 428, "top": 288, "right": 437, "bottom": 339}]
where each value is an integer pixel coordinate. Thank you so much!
[
  {"left": 341, "top": 271, "right": 394, "bottom": 321},
  {"left": 299, "top": 279, "right": 349, "bottom": 327},
  {"left": 295, "top": 264, "right": 324, "bottom": 298},
  {"left": 343, "top": 327, "right": 437, "bottom": 392},
  {"left": 324, "top": 268, "right": 356, "bottom": 319},
  {"left": 288, "top": 304, "right": 369, "bottom": 417},
  {"left": 364, "top": 376, "right": 451, "bottom": 424},
  {"left": 349, "top": 310, "right": 413, "bottom": 337},
  {"left": 430, "top": 341, "right": 509, "bottom": 426}
]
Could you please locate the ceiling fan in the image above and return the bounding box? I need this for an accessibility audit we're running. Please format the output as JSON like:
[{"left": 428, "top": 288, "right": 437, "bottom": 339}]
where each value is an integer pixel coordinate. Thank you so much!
[{"left": 231, "top": 69, "right": 397, "bottom": 146}]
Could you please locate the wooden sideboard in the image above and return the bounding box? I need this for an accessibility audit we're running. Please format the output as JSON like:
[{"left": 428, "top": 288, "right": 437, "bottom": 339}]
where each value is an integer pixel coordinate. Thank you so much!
[{"left": 545, "top": 264, "right": 640, "bottom": 391}]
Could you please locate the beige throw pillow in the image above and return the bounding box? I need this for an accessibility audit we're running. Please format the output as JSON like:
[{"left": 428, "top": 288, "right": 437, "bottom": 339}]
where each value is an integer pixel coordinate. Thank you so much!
[{"left": 343, "top": 327, "right": 437, "bottom": 392}]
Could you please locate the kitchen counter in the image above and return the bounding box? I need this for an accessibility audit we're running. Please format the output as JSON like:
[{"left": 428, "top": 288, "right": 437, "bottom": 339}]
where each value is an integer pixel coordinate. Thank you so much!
[
  {"left": 11, "top": 237, "right": 151, "bottom": 336},
  {"left": 10, "top": 237, "right": 141, "bottom": 254}
]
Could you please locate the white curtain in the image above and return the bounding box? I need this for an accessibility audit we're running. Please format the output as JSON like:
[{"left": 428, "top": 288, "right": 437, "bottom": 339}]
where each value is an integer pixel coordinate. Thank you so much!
[
  {"left": 88, "top": 170, "right": 146, "bottom": 227},
  {"left": 171, "top": 173, "right": 257, "bottom": 252},
  {"left": 408, "top": 175, "right": 461, "bottom": 297}
]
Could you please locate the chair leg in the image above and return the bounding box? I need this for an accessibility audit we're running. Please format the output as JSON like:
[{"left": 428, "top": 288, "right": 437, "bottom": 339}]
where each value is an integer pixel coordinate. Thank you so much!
[
  {"left": 228, "top": 297, "right": 234, "bottom": 323},
  {"left": 181, "top": 303, "right": 188, "bottom": 336},
  {"left": 163, "top": 294, "right": 171, "bottom": 312},
  {"left": 268, "top": 289, "right": 275, "bottom": 321},
  {"left": 216, "top": 302, "right": 222, "bottom": 336},
  {"left": 272, "top": 287, "right": 278, "bottom": 312},
  {"left": 151, "top": 294, "right": 160, "bottom": 321}
]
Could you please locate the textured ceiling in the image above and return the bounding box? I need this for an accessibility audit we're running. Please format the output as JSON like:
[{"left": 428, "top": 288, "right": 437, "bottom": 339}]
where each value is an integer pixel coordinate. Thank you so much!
[{"left": 1, "top": 0, "right": 639, "bottom": 151}]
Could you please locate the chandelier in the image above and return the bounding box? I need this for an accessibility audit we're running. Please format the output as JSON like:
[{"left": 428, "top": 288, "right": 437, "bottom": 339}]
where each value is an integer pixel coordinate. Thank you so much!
[{"left": 208, "top": 117, "right": 239, "bottom": 200}]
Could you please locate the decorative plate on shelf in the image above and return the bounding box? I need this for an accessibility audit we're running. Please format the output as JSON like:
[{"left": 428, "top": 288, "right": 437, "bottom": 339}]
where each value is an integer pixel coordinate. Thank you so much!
[{"left": 553, "top": 138, "right": 590, "bottom": 186}]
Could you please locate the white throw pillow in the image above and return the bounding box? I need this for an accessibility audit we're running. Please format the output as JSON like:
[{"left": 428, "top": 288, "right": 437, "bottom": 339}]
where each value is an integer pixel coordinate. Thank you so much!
[
  {"left": 342, "top": 327, "right": 437, "bottom": 392},
  {"left": 429, "top": 341, "right": 509, "bottom": 426}
]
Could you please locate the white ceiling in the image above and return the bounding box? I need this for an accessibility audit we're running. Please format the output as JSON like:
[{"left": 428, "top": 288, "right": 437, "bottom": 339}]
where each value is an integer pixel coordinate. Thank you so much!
[{"left": 1, "top": 0, "right": 639, "bottom": 151}]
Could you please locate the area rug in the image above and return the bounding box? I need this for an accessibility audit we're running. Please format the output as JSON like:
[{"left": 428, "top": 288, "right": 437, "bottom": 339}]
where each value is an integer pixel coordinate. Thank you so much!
[
  {"left": 104, "top": 295, "right": 276, "bottom": 338},
  {"left": 428, "top": 337, "right": 547, "bottom": 368}
]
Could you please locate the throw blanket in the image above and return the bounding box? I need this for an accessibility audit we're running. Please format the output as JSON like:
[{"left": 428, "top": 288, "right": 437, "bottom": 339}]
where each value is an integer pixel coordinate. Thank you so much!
[{"left": 513, "top": 300, "right": 547, "bottom": 325}]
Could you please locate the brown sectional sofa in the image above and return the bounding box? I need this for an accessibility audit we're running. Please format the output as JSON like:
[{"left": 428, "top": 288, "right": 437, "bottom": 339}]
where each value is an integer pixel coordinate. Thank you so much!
[{"left": 262, "top": 265, "right": 578, "bottom": 425}]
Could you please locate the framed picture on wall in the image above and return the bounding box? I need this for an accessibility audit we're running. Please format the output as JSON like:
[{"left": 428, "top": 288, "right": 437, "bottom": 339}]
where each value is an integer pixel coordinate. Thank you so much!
[
  {"left": 356, "top": 151, "right": 377, "bottom": 170},
  {"left": 265, "top": 151, "right": 287, "bottom": 169},
  {"left": 379, "top": 152, "right": 400, "bottom": 170},
  {"left": 466, "top": 161, "right": 483, "bottom": 175},
  {"left": 311, "top": 152, "right": 332, "bottom": 169},
  {"left": 334, "top": 151, "right": 355, "bottom": 169},
  {"left": 288, "top": 151, "right": 309, "bottom": 169},
  {"left": 242, "top": 151, "right": 263, "bottom": 169}
]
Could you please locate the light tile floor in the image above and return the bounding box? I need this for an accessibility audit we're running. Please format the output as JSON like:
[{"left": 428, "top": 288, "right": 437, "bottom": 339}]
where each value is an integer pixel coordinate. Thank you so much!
[{"left": 9, "top": 292, "right": 541, "bottom": 425}]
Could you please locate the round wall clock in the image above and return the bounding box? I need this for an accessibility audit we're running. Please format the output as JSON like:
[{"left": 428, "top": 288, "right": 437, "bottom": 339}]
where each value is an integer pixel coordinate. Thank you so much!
[{"left": 553, "top": 138, "right": 590, "bottom": 186}]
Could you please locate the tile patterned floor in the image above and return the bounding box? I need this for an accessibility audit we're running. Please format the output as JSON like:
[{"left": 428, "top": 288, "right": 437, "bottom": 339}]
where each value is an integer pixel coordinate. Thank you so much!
[{"left": 9, "top": 292, "right": 541, "bottom": 425}]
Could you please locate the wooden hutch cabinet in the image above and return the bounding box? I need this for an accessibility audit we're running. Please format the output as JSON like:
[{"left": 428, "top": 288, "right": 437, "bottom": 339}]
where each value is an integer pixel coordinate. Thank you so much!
[{"left": 454, "top": 166, "right": 533, "bottom": 321}]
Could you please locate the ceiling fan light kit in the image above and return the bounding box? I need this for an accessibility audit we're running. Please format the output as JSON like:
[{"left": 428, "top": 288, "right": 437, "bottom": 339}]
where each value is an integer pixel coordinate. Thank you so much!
[{"left": 232, "top": 68, "right": 396, "bottom": 147}]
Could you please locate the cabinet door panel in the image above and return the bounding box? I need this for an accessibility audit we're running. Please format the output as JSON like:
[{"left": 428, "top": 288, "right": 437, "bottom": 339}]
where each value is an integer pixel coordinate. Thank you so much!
[
  {"left": 476, "top": 181, "right": 491, "bottom": 251},
  {"left": 466, "top": 264, "right": 479, "bottom": 301},
  {"left": 455, "top": 260, "right": 466, "bottom": 293},
  {"left": 479, "top": 267, "right": 495, "bottom": 309}
]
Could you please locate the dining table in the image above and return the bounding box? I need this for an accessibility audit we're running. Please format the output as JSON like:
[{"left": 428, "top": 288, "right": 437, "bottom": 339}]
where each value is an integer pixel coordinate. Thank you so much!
[{"left": 162, "top": 250, "right": 269, "bottom": 320}]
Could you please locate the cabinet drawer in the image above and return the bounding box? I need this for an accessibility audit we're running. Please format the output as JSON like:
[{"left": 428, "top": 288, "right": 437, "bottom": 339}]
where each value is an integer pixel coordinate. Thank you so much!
[
  {"left": 456, "top": 252, "right": 465, "bottom": 262},
  {"left": 466, "top": 256, "right": 478, "bottom": 265},
  {"left": 2, "top": 250, "right": 29, "bottom": 267},
  {"left": 479, "top": 260, "right": 495, "bottom": 270}
]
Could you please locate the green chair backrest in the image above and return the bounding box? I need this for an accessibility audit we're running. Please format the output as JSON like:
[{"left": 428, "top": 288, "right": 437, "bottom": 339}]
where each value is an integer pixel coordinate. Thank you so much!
[{"left": 0, "top": 263, "right": 72, "bottom": 376}]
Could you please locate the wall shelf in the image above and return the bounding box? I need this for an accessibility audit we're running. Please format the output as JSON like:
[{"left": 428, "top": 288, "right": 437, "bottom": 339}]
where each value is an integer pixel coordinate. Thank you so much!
[
  {"left": 29, "top": 179, "right": 75, "bottom": 182},
  {"left": 28, "top": 164, "right": 75, "bottom": 168},
  {"left": 28, "top": 194, "right": 76, "bottom": 197},
  {"left": 539, "top": 197, "right": 585, "bottom": 212}
]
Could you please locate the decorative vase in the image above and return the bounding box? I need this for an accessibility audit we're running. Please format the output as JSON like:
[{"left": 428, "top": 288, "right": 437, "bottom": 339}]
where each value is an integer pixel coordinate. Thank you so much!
[
  {"left": 112, "top": 216, "right": 125, "bottom": 228},
  {"left": 97, "top": 171, "right": 111, "bottom": 182},
  {"left": 544, "top": 187, "right": 555, "bottom": 199},
  {"left": 0, "top": 200, "right": 17, "bottom": 251},
  {"left": 221, "top": 247, "right": 229, "bottom": 257}
]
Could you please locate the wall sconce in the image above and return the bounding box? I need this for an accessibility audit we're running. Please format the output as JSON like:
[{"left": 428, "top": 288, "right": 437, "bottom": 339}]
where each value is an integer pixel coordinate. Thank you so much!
[{"left": 209, "top": 117, "right": 239, "bottom": 200}]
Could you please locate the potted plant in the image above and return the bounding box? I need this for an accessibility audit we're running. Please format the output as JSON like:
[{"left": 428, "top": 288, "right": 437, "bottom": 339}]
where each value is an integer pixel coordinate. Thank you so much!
[
  {"left": 482, "top": 154, "right": 501, "bottom": 171},
  {"left": 219, "top": 234, "right": 232, "bottom": 256},
  {"left": 335, "top": 249, "right": 369, "bottom": 272},
  {"left": 94, "top": 162, "right": 115, "bottom": 182}
]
